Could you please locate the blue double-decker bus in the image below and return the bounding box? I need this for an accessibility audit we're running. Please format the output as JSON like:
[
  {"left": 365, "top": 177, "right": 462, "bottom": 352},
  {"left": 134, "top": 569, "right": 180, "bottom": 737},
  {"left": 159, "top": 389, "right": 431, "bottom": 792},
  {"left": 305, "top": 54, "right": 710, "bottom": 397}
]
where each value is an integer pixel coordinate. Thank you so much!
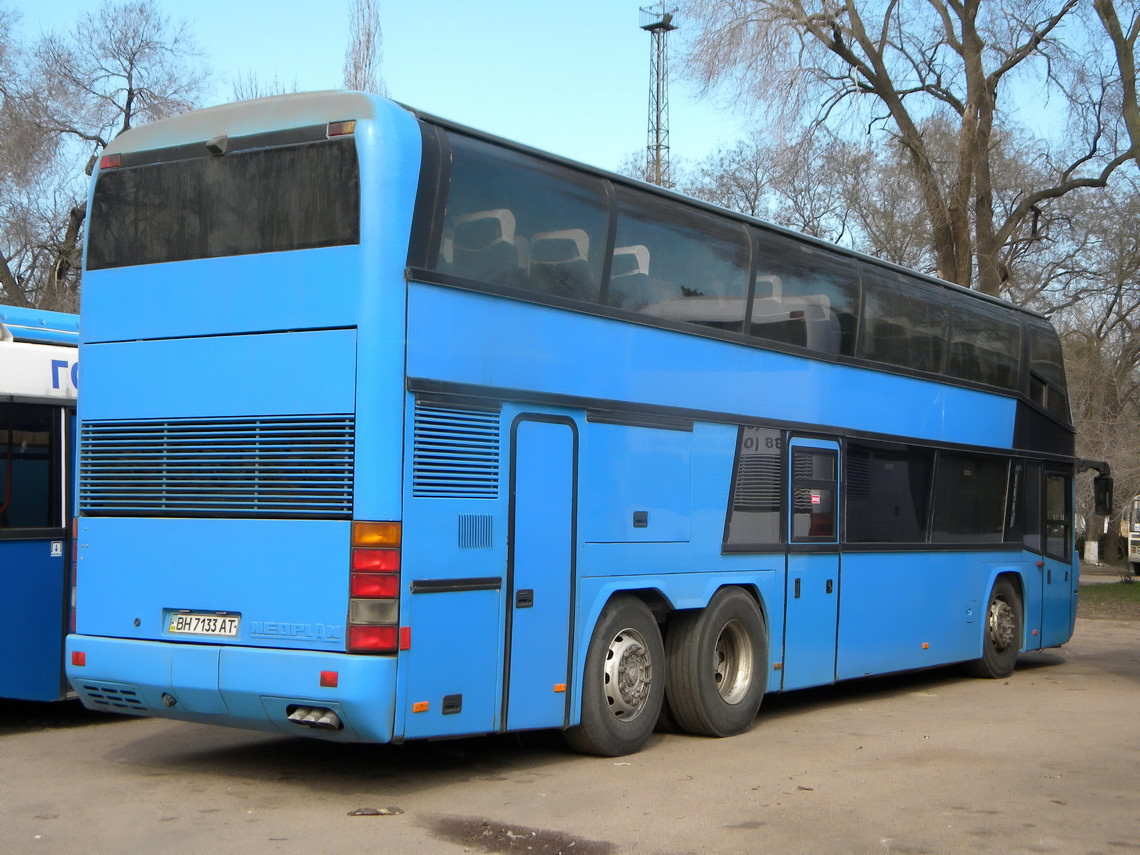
[
  {"left": 67, "top": 92, "right": 1101, "bottom": 754},
  {"left": 1, "top": 305, "right": 78, "bottom": 702}
]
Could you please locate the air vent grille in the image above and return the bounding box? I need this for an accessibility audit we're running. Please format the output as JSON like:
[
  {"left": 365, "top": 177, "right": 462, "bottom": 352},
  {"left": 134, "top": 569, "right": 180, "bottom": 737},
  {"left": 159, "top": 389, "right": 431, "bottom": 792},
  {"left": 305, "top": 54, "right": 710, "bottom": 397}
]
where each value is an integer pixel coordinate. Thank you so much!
[
  {"left": 412, "top": 402, "right": 500, "bottom": 499},
  {"left": 80, "top": 415, "right": 354, "bottom": 519}
]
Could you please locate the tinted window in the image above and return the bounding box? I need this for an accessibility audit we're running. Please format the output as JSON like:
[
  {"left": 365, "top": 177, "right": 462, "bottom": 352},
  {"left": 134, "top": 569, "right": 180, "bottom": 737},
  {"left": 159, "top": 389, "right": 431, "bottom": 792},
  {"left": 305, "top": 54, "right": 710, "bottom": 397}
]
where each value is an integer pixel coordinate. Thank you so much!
[
  {"left": 88, "top": 138, "right": 360, "bottom": 269},
  {"left": 946, "top": 300, "right": 1021, "bottom": 389},
  {"left": 1044, "top": 472, "right": 1071, "bottom": 560},
  {"left": 607, "top": 187, "right": 750, "bottom": 332},
  {"left": 859, "top": 268, "right": 948, "bottom": 374},
  {"left": 930, "top": 453, "right": 1008, "bottom": 543},
  {"left": 1027, "top": 323, "right": 1070, "bottom": 421},
  {"left": 724, "top": 427, "right": 782, "bottom": 547},
  {"left": 1022, "top": 463, "right": 1042, "bottom": 551},
  {"left": 0, "top": 403, "right": 59, "bottom": 530},
  {"left": 750, "top": 232, "right": 860, "bottom": 356},
  {"left": 437, "top": 133, "right": 608, "bottom": 302},
  {"left": 845, "top": 444, "right": 933, "bottom": 543},
  {"left": 791, "top": 448, "right": 837, "bottom": 542}
]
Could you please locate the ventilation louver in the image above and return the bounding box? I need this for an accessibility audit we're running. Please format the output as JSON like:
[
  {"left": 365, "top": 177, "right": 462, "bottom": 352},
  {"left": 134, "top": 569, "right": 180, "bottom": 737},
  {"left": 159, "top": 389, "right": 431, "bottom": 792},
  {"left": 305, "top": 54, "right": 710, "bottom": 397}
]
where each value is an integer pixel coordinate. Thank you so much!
[
  {"left": 80, "top": 415, "right": 354, "bottom": 519},
  {"left": 412, "top": 402, "right": 500, "bottom": 499}
]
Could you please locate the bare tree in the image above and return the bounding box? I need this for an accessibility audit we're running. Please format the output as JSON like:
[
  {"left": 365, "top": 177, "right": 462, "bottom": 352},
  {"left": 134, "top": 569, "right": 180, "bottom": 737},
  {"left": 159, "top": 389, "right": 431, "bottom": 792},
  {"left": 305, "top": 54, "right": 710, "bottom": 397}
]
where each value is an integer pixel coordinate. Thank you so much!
[
  {"left": 344, "top": 0, "right": 389, "bottom": 96},
  {"left": 231, "top": 70, "right": 298, "bottom": 102},
  {"left": 1095, "top": 0, "right": 1140, "bottom": 169},
  {"left": 1, "top": 0, "right": 206, "bottom": 309},
  {"left": 681, "top": 0, "right": 1131, "bottom": 295}
]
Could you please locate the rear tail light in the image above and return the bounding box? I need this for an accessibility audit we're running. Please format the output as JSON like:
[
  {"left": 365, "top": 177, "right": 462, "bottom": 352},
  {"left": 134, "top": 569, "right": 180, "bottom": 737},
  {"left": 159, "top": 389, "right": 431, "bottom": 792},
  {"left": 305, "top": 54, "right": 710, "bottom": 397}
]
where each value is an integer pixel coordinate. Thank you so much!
[{"left": 348, "top": 521, "right": 401, "bottom": 653}]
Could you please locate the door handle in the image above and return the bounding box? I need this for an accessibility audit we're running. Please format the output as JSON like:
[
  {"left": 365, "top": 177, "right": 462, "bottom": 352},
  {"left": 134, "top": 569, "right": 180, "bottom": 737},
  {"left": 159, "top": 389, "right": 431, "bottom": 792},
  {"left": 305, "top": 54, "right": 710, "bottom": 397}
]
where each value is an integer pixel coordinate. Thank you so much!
[
  {"left": 794, "top": 578, "right": 801, "bottom": 599},
  {"left": 516, "top": 589, "right": 534, "bottom": 608},
  {"left": 826, "top": 579, "right": 834, "bottom": 594}
]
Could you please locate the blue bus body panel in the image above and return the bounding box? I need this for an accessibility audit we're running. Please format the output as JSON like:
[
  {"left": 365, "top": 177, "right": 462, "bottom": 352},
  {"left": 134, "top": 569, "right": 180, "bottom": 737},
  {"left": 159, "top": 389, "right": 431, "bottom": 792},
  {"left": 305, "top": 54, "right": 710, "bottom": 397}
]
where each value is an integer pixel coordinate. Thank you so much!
[
  {"left": 836, "top": 552, "right": 1030, "bottom": 678},
  {"left": 76, "top": 518, "right": 351, "bottom": 651},
  {"left": 406, "top": 284, "right": 1017, "bottom": 448},
  {"left": 66, "top": 634, "right": 397, "bottom": 742},
  {"left": 80, "top": 329, "right": 358, "bottom": 420},
  {"left": 0, "top": 539, "right": 68, "bottom": 701}
]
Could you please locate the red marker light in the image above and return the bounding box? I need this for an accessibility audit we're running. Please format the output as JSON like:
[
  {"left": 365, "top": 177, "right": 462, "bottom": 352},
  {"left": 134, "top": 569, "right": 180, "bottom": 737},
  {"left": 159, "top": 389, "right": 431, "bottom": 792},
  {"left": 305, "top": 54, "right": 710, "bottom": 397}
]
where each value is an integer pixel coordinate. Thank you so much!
[
  {"left": 350, "top": 573, "right": 399, "bottom": 598},
  {"left": 348, "top": 624, "right": 398, "bottom": 652},
  {"left": 71, "top": 651, "right": 86, "bottom": 667},
  {"left": 320, "top": 670, "right": 339, "bottom": 688}
]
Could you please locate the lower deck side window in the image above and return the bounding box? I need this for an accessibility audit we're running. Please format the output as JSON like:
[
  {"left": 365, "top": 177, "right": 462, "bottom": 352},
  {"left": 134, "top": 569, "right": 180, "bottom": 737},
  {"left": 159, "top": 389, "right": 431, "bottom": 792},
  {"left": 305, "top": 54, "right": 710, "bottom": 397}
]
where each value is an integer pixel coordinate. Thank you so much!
[{"left": 0, "top": 403, "right": 60, "bottom": 530}]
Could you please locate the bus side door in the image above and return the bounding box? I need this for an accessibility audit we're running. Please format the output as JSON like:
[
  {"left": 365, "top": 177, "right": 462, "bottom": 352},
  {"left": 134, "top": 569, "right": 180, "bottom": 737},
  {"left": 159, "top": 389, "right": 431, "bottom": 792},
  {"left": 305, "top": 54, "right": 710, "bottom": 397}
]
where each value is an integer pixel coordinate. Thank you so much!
[
  {"left": 0, "top": 403, "right": 70, "bottom": 702},
  {"left": 782, "top": 437, "right": 841, "bottom": 691},
  {"left": 1040, "top": 469, "right": 1075, "bottom": 647},
  {"left": 503, "top": 415, "right": 577, "bottom": 731}
]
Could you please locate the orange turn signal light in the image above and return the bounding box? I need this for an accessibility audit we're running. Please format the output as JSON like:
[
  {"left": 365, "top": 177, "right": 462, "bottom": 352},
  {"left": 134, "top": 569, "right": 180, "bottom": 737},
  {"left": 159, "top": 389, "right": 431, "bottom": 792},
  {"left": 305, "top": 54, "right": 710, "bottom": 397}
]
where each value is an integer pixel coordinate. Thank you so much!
[{"left": 352, "top": 521, "right": 401, "bottom": 547}]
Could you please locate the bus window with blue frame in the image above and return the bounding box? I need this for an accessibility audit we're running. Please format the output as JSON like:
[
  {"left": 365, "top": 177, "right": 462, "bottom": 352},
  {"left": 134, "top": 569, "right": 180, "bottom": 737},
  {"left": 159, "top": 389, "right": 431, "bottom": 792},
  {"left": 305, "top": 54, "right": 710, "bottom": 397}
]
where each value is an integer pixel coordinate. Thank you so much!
[{"left": 0, "top": 403, "right": 58, "bottom": 530}]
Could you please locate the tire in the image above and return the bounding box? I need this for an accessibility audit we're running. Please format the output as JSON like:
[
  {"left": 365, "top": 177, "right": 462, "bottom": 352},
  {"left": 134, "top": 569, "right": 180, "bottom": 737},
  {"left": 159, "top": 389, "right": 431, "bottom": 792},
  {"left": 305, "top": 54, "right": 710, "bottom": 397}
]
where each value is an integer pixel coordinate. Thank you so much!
[
  {"left": 564, "top": 595, "right": 665, "bottom": 756},
  {"left": 664, "top": 586, "right": 768, "bottom": 737},
  {"left": 964, "top": 577, "right": 1023, "bottom": 679}
]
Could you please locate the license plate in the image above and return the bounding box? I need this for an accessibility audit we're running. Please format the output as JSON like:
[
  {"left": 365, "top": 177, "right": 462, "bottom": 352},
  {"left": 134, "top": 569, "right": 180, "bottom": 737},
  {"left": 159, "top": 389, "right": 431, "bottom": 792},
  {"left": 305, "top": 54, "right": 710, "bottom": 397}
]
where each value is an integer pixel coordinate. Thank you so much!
[{"left": 167, "top": 612, "right": 240, "bottom": 637}]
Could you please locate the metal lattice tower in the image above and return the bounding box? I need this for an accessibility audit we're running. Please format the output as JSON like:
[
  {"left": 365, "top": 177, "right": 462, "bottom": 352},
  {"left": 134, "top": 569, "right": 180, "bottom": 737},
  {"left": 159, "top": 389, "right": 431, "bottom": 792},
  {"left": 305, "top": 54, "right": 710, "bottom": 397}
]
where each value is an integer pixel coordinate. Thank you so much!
[{"left": 640, "top": 4, "right": 678, "bottom": 187}]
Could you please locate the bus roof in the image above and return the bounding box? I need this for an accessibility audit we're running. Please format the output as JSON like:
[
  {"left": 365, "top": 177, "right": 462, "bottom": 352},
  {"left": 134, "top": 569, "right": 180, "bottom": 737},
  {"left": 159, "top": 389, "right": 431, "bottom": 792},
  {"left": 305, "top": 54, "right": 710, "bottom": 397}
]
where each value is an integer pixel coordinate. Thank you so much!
[{"left": 0, "top": 305, "right": 79, "bottom": 346}]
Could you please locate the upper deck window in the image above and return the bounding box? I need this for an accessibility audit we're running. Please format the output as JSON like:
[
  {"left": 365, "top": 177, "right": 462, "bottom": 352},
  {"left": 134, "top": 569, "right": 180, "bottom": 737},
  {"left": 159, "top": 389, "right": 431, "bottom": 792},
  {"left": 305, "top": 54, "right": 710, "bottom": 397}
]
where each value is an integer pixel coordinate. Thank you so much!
[
  {"left": 607, "top": 187, "right": 750, "bottom": 332},
  {"left": 946, "top": 300, "right": 1021, "bottom": 390},
  {"left": 87, "top": 136, "right": 360, "bottom": 269},
  {"left": 750, "top": 232, "right": 859, "bottom": 356},
  {"left": 858, "top": 267, "right": 948, "bottom": 374},
  {"left": 1026, "top": 322, "right": 1070, "bottom": 421},
  {"left": 437, "top": 133, "right": 608, "bottom": 302}
]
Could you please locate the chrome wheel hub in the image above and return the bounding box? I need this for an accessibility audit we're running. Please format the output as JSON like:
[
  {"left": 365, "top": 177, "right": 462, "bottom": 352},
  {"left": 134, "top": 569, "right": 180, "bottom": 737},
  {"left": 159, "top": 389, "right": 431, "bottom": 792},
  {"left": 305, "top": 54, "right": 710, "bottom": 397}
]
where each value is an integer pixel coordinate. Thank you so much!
[
  {"left": 713, "top": 618, "right": 754, "bottom": 704},
  {"left": 603, "top": 628, "right": 652, "bottom": 720}
]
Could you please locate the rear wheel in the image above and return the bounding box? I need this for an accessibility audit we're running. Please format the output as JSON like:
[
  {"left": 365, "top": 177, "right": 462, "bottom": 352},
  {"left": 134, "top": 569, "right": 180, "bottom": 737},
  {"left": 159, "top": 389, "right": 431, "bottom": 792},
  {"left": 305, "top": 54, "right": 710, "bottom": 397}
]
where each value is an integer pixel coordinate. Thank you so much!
[
  {"left": 965, "top": 577, "right": 1023, "bottom": 679},
  {"left": 665, "top": 587, "right": 767, "bottom": 737},
  {"left": 564, "top": 595, "right": 664, "bottom": 756}
]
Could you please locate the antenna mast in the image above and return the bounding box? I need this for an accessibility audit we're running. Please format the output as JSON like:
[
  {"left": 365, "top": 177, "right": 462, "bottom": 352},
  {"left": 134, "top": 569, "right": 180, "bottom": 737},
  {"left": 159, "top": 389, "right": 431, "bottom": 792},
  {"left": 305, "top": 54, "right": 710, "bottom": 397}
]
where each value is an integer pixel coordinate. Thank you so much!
[{"left": 640, "top": 3, "right": 678, "bottom": 187}]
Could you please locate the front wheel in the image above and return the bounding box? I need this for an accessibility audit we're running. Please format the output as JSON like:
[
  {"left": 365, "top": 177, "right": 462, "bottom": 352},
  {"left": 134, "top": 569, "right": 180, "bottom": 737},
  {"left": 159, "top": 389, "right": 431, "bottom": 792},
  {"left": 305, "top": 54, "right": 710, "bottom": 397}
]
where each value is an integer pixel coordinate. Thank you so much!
[
  {"left": 664, "top": 586, "right": 768, "bottom": 737},
  {"left": 564, "top": 595, "right": 664, "bottom": 756},
  {"left": 964, "top": 577, "right": 1023, "bottom": 679}
]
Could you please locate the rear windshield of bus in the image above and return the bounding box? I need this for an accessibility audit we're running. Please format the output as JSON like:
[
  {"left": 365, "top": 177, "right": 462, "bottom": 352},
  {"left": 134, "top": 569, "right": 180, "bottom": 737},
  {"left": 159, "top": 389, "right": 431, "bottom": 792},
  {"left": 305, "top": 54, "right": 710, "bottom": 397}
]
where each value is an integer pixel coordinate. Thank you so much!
[{"left": 87, "top": 137, "right": 360, "bottom": 270}]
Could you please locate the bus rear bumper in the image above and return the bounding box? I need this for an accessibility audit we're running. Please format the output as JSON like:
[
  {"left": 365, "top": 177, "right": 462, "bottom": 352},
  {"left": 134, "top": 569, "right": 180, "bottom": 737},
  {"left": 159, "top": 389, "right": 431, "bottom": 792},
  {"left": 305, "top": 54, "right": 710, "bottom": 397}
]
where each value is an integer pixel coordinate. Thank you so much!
[{"left": 65, "top": 634, "right": 397, "bottom": 742}]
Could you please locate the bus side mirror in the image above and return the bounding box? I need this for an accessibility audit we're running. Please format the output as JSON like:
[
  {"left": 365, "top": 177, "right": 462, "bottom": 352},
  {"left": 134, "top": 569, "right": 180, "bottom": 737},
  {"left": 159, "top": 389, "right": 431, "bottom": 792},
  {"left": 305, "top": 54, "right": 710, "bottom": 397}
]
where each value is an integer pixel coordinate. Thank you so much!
[{"left": 1093, "top": 476, "right": 1113, "bottom": 517}]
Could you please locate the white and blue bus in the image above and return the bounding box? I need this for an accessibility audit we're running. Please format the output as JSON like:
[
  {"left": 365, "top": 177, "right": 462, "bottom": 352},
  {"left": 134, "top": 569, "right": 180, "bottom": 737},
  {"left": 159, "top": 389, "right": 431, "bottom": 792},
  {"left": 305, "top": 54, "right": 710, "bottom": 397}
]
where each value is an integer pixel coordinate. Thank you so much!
[
  {"left": 67, "top": 92, "right": 1106, "bottom": 754},
  {"left": 0, "top": 305, "right": 78, "bottom": 702}
]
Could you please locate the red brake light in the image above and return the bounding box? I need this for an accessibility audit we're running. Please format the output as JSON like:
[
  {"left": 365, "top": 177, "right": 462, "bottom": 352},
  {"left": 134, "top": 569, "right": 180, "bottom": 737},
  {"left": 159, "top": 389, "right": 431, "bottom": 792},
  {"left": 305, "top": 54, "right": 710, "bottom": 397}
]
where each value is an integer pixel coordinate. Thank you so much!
[
  {"left": 349, "top": 624, "right": 398, "bottom": 652},
  {"left": 351, "top": 548, "right": 400, "bottom": 572},
  {"left": 100, "top": 153, "right": 121, "bottom": 170},
  {"left": 351, "top": 573, "right": 400, "bottom": 598}
]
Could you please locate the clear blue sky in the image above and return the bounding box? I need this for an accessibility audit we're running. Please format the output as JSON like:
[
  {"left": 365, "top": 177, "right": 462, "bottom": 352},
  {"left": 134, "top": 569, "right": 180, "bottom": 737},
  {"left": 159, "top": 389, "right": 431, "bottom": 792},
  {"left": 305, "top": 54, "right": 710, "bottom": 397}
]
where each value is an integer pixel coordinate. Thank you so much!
[{"left": 14, "top": 0, "right": 746, "bottom": 173}]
